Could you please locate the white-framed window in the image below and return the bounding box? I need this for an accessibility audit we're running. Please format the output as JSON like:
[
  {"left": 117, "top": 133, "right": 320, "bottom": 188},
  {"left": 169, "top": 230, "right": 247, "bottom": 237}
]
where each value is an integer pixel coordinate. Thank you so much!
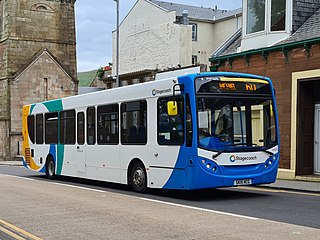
[
  {"left": 245, "top": 0, "right": 288, "bottom": 35},
  {"left": 246, "top": 0, "right": 266, "bottom": 34},
  {"left": 270, "top": 0, "right": 286, "bottom": 31},
  {"left": 191, "top": 23, "right": 198, "bottom": 41}
]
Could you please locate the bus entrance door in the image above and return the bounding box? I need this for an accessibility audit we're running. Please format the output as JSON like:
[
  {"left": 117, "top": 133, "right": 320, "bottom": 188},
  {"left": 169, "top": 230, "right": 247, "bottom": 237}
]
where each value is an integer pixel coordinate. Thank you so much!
[
  {"left": 76, "top": 145, "right": 86, "bottom": 173},
  {"left": 76, "top": 111, "right": 86, "bottom": 173}
]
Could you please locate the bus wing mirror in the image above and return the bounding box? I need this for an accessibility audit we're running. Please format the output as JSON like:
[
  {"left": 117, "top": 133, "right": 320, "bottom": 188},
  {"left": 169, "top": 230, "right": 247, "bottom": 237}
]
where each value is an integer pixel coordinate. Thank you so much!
[{"left": 167, "top": 101, "right": 178, "bottom": 116}]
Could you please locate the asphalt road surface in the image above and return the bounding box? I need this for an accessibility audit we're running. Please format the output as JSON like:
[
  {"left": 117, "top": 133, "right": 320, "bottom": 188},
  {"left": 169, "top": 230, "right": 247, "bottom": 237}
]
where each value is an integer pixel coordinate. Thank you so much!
[{"left": 0, "top": 166, "right": 319, "bottom": 240}]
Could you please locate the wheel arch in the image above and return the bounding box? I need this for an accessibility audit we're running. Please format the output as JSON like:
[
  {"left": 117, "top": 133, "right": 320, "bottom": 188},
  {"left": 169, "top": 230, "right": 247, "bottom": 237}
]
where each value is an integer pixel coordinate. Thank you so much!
[
  {"left": 127, "top": 158, "right": 147, "bottom": 185},
  {"left": 45, "top": 153, "right": 56, "bottom": 178},
  {"left": 46, "top": 153, "right": 55, "bottom": 165}
]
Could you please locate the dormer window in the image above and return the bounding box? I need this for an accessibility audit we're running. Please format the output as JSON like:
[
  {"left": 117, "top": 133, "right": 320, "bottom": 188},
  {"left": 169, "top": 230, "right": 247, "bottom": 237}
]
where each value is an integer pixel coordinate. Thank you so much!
[
  {"left": 245, "top": 0, "right": 286, "bottom": 35},
  {"left": 246, "top": 0, "right": 266, "bottom": 34}
]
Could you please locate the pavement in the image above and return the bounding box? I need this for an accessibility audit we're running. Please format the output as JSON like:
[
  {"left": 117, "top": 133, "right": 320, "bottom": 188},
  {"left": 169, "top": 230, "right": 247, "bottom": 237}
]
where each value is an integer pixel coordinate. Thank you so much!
[{"left": 1, "top": 160, "right": 320, "bottom": 193}]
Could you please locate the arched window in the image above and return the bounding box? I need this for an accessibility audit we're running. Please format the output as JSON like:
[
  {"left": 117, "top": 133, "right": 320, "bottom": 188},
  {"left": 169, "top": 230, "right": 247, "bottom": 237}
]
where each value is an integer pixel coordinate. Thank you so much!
[
  {"left": 30, "top": 4, "right": 54, "bottom": 13},
  {"left": 37, "top": 5, "right": 48, "bottom": 11}
]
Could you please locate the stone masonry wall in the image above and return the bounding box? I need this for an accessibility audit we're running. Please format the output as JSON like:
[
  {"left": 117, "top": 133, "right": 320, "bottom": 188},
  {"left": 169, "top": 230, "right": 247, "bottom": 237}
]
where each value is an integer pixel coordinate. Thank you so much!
[
  {"left": 3, "top": 0, "right": 77, "bottom": 79},
  {"left": 0, "top": 79, "right": 9, "bottom": 159},
  {"left": 9, "top": 52, "right": 77, "bottom": 157}
]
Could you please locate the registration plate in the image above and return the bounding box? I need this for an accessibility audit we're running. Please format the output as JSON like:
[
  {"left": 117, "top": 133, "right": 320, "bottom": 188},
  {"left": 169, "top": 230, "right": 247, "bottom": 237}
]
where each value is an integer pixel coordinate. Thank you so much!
[{"left": 234, "top": 179, "right": 252, "bottom": 186}]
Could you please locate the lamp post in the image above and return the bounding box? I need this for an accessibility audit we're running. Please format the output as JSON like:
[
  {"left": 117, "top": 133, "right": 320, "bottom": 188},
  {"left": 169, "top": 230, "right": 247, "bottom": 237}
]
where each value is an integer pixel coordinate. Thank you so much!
[{"left": 114, "top": 0, "right": 120, "bottom": 87}]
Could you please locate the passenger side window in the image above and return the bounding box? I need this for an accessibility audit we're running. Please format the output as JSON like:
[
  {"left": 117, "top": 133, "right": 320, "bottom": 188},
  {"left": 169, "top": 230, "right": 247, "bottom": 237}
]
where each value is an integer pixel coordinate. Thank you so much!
[
  {"left": 121, "top": 100, "right": 147, "bottom": 145},
  {"left": 27, "top": 115, "right": 35, "bottom": 144},
  {"left": 158, "top": 96, "right": 184, "bottom": 145},
  {"left": 77, "top": 112, "right": 85, "bottom": 145},
  {"left": 87, "top": 107, "right": 96, "bottom": 145},
  {"left": 36, "top": 114, "right": 43, "bottom": 144},
  {"left": 97, "top": 104, "right": 119, "bottom": 145},
  {"left": 45, "top": 112, "right": 58, "bottom": 144},
  {"left": 60, "top": 110, "right": 76, "bottom": 145}
]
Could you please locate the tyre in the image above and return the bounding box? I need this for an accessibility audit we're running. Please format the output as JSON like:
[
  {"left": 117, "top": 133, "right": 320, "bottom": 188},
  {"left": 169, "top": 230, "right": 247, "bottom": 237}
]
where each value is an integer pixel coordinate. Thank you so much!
[
  {"left": 130, "top": 162, "right": 147, "bottom": 193},
  {"left": 46, "top": 157, "right": 56, "bottom": 180}
]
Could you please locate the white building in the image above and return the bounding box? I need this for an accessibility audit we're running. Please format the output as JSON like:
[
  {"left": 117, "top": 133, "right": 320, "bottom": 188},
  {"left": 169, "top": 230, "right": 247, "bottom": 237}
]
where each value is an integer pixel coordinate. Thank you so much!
[{"left": 112, "top": 0, "right": 242, "bottom": 75}]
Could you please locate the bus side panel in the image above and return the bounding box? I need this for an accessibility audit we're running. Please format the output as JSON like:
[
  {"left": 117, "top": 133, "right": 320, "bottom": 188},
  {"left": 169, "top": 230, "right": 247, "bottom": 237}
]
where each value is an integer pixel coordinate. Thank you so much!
[{"left": 145, "top": 146, "right": 182, "bottom": 189}]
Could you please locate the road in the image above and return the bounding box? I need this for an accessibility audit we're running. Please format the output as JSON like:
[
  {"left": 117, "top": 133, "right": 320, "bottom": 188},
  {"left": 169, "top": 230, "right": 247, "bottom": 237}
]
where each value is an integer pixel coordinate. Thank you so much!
[{"left": 0, "top": 165, "right": 319, "bottom": 240}]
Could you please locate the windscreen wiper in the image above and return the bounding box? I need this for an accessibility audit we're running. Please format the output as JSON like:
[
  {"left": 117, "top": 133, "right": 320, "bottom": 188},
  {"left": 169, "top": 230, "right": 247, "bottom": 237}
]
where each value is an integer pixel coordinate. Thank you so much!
[
  {"left": 212, "top": 143, "right": 274, "bottom": 159},
  {"left": 212, "top": 143, "right": 247, "bottom": 159}
]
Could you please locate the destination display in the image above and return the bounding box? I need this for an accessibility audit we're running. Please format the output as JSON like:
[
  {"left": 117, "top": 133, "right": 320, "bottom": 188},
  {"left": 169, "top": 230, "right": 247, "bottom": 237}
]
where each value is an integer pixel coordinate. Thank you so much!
[{"left": 196, "top": 77, "right": 271, "bottom": 95}]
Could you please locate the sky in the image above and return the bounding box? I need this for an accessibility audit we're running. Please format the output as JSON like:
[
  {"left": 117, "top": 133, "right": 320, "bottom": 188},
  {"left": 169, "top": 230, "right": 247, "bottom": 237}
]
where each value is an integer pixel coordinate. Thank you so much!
[{"left": 75, "top": 0, "right": 242, "bottom": 72}]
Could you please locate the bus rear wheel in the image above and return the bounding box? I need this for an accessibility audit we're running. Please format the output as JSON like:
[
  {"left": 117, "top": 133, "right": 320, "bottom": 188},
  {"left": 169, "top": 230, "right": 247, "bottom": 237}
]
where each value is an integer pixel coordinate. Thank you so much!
[
  {"left": 46, "top": 157, "right": 56, "bottom": 180},
  {"left": 131, "top": 162, "right": 147, "bottom": 193}
]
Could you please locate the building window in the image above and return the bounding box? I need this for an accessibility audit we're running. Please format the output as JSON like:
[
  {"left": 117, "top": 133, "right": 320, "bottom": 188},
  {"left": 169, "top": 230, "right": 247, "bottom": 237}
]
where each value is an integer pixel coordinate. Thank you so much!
[
  {"left": 271, "top": 0, "right": 286, "bottom": 31},
  {"left": 245, "top": 0, "right": 287, "bottom": 35},
  {"left": 192, "top": 55, "right": 198, "bottom": 65},
  {"left": 191, "top": 23, "right": 198, "bottom": 41},
  {"left": 246, "top": 0, "right": 266, "bottom": 34},
  {"left": 30, "top": 4, "right": 54, "bottom": 13}
]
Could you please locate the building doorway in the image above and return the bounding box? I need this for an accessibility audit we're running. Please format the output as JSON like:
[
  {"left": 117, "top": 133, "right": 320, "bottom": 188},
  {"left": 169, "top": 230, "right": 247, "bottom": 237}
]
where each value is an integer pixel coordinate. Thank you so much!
[
  {"left": 296, "top": 79, "right": 320, "bottom": 175},
  {"left": 314, "top": 104, "right": 320, "bottom": 175}
]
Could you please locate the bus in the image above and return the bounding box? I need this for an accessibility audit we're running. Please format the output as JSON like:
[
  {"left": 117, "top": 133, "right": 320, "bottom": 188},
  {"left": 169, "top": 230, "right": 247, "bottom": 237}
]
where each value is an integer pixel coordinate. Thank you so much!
[{"left": 22, "top": 72, "right": 279, "bottom": 192}]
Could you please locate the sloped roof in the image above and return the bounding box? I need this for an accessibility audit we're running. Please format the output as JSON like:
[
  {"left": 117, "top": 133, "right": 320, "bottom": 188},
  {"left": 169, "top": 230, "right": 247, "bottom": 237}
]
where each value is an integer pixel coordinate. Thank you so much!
[
  {"left": 278, "top": 7, "right": 320, "bottom": 44},
  {"left": 212, "top": 29, "right": 242, "bottom": 57},
  {"left": 14, "top": 48, "right": 77, "bottom": 83},
  {"left": 149, "top": 0, "right": 241, "bottom": 21}
]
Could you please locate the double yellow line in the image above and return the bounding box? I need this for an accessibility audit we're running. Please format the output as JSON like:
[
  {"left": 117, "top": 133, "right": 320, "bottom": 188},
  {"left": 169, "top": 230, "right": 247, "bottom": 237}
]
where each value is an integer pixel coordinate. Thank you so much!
[{"left": 0, "top": 219, "right": 42, "bottom": 240}]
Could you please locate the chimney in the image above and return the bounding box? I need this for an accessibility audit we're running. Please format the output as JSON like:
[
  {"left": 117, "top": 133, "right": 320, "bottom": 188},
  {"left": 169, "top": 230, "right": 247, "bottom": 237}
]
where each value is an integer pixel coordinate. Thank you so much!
[{"left": 182, "top": 10, "right": 189, "bottom": 25}]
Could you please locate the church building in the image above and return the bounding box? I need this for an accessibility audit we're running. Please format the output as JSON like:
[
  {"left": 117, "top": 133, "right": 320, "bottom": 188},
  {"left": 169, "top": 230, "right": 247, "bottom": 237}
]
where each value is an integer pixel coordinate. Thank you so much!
[{"left": 0, "top": 0, "right": 78, "bottom": 160}]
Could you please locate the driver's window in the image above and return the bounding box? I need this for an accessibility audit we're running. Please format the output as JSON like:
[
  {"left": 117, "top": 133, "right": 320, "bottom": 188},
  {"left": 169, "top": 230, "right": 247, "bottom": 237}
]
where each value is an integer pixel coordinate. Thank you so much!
[{"left": 158, "top": 96, "right": 184, "bottom": 145}]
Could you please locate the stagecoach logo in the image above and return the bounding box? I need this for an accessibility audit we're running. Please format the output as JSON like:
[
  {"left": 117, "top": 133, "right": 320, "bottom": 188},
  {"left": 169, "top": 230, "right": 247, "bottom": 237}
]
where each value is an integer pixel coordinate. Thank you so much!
[
  {"left": 229, "top": 155, "right": 257, "bottom": 163},
  {"left": 152, "top": 88, "right": 172, "bottom": 96},
  {"left": 230, "top": 155, "right": 236, "bottom": 162}
]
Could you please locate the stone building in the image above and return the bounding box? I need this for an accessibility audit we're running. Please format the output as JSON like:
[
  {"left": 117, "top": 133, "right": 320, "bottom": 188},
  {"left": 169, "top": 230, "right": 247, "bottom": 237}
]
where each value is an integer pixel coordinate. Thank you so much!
[
  {"left": 209, "top": 0, "right": 320, "bottom": 179},
  {"left": 0, "top": 0, "right": 78, "bottom": 160}
]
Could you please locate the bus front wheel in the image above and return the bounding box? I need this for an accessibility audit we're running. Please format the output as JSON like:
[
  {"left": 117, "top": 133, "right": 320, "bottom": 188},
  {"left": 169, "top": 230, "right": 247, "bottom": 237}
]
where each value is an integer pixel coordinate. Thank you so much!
[
  {"left": 130, "top": 162, "right": 147, "bottom": 193},
  {"left": 46, "top": 157, "right": 56, "bottom": 180}
]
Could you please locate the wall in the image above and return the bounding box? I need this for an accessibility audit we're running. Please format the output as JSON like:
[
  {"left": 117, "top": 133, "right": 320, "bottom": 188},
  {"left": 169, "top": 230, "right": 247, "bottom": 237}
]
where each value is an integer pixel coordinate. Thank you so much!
[
  {"left": 0, "top": 79, "right": 9, "bottom": 159},
  {"left": 1, "top": 0, "right": 77, "bottom": 79},
  {"left": 113, "top": 0, "right": 192, "bottom": 75},
  {"left": 192, "top": 16, "right": 242, "bottom": 68}
]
